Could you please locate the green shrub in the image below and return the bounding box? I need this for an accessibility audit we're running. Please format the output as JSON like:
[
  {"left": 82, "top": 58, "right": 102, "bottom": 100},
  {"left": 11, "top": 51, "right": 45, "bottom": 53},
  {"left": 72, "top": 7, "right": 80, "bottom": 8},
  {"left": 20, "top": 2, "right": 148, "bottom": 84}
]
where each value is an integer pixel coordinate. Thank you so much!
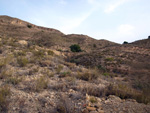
[
  {"left": 103, "top": 72, "right": 109, "bottom": 76},
  {"left": 123, "top": 41, "right": 128, "bottom": 44},
  {"left": 70, "top": 44, "right": 81, "bottom": 52},
  {"left": 105, "top": 57, "right": 114, "bottom": 62},
  {"left": 93, "top": 44, "right": 97, "bottom": 48},
  {"left": 27, "top": 24, "right": 32, "bottom": 28}
]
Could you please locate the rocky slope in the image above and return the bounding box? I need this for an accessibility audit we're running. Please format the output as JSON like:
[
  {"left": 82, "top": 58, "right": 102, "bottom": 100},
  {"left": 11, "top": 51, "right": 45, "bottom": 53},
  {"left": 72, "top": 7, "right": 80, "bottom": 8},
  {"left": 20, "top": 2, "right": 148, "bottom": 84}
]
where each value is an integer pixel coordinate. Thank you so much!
[{"left": 0, "top": 15, "right": 150, "bottom": 113}]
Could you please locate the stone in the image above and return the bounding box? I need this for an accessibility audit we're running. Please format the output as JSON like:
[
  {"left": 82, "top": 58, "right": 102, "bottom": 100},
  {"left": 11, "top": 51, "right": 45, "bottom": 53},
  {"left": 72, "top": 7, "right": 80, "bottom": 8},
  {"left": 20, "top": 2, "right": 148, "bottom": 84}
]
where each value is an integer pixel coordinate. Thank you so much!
[
  {"left": 86, "top": 106, "right": 96, "bottom": 111},
  {"left": 97, "top": 109, "right": 105, "bottom": 113},
  {"left": 90, "top": 111, "right": 98, "bottom": 113},
  {"left": 82, "top": 109, "right": 89, "bottom": 113},
  {"left": 18, "top": 40, "right": 28, "bottom": 46}
]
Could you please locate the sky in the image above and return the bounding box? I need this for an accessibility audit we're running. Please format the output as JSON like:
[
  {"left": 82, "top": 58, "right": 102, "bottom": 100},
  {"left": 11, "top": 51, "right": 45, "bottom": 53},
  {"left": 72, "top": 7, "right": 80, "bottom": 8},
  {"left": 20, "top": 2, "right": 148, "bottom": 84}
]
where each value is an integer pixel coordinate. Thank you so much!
[{"left": 0, "top": 0, "right": 150, "bottom": 43}]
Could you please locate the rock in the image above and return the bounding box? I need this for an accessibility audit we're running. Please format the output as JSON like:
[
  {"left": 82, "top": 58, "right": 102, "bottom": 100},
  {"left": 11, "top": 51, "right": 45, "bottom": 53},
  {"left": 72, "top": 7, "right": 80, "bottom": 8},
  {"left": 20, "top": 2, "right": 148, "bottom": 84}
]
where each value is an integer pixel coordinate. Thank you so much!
[
  {"left": 86, "top": 106, "right": 96, "bottom": 111},
  {"left": 126, "top": 99, "right": 137, "bottom": 102},
  {"left": 104, "top": 100, "right": 111, "bottom": 104},
  {"left": 107, "top": 95, "right": 122, "bottom": 102},
  {"left": 69, "top": 89, "right": 74, "bottom": 92},
  {"left": 97, "top": 109, "right": 105, "bottom": 113},
  {"left": 90, "top": 111, "right": 98, "bottom": 113},
  {"left": 18, "top": 40, "right": 28, "bottom": 46},
  {"left": 82, "top": 109, "right": 89, "bottom": 113}
]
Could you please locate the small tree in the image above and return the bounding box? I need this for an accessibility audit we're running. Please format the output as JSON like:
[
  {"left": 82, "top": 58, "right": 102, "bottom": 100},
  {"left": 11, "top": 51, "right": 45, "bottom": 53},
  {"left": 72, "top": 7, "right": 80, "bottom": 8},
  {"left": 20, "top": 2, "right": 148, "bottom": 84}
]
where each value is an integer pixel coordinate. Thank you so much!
[
  {"left": 27, "top": 24, "right": 32, "bottom": 28},
  {"left": 123, "top": 41, "right": 128, "bottom": 44},
  {"left": 70, "top": 44, "right": 81, "bottom": 52}
]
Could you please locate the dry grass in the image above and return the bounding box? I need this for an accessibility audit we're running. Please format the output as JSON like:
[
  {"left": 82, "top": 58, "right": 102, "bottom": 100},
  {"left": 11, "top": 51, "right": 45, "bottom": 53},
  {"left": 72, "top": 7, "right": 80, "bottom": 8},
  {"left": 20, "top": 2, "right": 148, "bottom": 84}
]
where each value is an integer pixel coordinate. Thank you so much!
[
  {"left": 17, "top": 56, "right": 29, "bottom": 67},
  {"left": 0, "top": 85, "right": 11, "bottom": 112},
  {"left": 89, "top": 96, "right": 97, "bottom": 103},
  {"left": 6, "top": 76, "right": 22, "bottom": 85},
  {"left": 35, "top": 76, "right": 48, "bottom": 92},
  {"left": 105, "top": 84, "right": 150, "bottom": 104},
  {"left": 76, "top": 69, "right": 99, "bottom": 81}
]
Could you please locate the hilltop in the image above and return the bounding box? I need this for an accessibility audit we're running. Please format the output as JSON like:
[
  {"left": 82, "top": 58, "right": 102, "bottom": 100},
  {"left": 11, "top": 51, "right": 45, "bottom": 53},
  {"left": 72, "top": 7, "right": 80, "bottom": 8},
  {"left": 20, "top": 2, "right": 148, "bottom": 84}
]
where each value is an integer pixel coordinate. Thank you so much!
[{"left": 0, "top": 16, "right": 150, "bottom": 113}]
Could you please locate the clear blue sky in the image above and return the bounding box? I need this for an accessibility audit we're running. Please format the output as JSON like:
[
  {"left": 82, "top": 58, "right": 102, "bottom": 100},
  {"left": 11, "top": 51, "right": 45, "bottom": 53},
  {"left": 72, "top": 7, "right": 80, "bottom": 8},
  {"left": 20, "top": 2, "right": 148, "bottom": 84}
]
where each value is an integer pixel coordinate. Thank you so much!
[{"left": 0, "top": 0, "right": 150, "bottom": 43}]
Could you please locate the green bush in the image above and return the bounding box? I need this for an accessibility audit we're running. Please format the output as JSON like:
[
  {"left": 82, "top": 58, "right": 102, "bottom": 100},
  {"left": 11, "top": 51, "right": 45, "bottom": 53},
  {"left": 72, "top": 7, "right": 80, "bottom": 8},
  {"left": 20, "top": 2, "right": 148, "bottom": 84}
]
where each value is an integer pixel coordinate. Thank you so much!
[
  {"left": 105, "top": 57, "right": 114, "bottom": 62},
  {"left": 70, "top": 44, "right": 81, "bottom": 52},
  {"left": 93, "top": 44, "right": 97, "bottom": 48},
  {"left": 27, "top": 24, "right": 32, "bottom": 28},
  {"left": 123, "top": 41, "right": 128, "bottom": 44}
]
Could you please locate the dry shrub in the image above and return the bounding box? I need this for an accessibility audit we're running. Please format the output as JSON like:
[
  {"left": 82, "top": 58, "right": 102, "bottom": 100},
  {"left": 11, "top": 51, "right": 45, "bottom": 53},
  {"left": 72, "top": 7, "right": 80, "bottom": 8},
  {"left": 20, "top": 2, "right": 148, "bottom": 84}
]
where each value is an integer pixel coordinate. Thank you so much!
[
  {"left": 89, "top": 96, "right": 97, "bottom": 103},
  {"left": 6, "top": 76, "right": 22, "bottom": 85},
  {"left": 105, "top": 84, "right": 150, "bottom": 104},
  {"left": 56, "top": 94, "right": 77, "bottom": 113},
  {"left": 59, "top": 71, "right": 71, "bottom": 78},
  {"left": 0, "top": 55, "right": 13, "bottom": 69},
  {"left": 17, "top": 56, "right": 29, "bottom": 67},
  {"left": 73, "top": 84, "right": 106, "bottom": 97},
  {"left": 0, "top": 85, "right": 11, "bottom": 112},
  {"left": 76, "top": 69, "right": 99, "bottom": 81},
  {"left": 47, "top": 50, "right": 54, "bottom": 56},
  {"left": 35, "top": 76, "right": 48, "bottom": 92},
  {"left": 56, "top": 65, "right": 63, "bottom": 74},
  {"left": 0, "top": 68, "right": 13, "bottom": 79}
]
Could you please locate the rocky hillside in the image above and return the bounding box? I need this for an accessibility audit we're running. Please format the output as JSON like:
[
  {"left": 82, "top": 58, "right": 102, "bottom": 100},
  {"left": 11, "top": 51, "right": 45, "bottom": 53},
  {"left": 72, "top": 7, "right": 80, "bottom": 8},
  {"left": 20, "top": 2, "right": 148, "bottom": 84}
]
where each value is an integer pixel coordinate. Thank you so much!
[{"left": 0, "top": 16, "right": 150, "bottom": 113}]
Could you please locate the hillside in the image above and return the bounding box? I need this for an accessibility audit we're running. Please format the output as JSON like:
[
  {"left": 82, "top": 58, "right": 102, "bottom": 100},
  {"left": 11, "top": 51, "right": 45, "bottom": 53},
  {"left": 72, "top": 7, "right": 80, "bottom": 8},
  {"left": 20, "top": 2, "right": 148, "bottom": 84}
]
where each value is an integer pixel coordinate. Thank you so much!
[{"left": 0, "top": 16, "right": 150, "bottom": 113}]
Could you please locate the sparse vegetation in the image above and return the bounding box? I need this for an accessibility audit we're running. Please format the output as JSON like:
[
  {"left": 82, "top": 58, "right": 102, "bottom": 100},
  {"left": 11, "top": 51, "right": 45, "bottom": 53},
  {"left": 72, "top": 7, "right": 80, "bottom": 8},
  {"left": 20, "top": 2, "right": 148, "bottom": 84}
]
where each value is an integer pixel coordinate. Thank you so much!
[{"left": 0, "top": 16, "right": 150, "bottom": 112}]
